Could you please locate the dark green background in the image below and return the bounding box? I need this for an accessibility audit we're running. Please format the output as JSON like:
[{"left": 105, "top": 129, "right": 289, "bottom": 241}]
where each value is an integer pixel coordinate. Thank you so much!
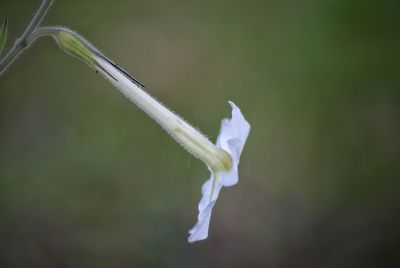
[{"left": 1, "top": 0, "right": 399, "bottom": 267}]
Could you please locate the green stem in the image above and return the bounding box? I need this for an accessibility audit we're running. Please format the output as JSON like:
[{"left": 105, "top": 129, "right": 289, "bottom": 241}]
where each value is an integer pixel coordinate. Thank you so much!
[{"left": 0, "top": 0, "right": 54, "bottom": 75}]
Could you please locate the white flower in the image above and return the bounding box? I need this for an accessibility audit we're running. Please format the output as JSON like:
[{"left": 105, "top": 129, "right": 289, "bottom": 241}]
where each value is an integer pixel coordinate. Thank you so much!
[
  {"left": 53, "top": 29, "right": 250, "bottom": 243},
  {"left": 188, "top": 101, "right": 250, "bottom": 242}
]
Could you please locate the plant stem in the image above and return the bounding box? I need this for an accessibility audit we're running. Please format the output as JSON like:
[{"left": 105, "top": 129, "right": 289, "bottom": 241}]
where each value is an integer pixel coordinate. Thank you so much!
[{"left": 0, "top": 0, "right": 53, "bottom": 75}]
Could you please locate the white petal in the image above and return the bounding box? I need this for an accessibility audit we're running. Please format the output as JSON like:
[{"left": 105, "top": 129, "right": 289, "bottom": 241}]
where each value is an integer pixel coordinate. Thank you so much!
[
  {"left": 188, "top": 173, "right": 223, "bottom": 243},
  {"left": 188, "top": 102, "right": 250, "bottom": 243},
  {"left": 216, "top": 101, "right": 250, "bottom": 186}
]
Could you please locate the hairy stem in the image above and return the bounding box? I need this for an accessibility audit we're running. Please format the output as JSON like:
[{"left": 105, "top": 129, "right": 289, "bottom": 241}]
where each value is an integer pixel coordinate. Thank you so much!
[{"left": 0, "top": 0, "right": 53, "bottom": 75}]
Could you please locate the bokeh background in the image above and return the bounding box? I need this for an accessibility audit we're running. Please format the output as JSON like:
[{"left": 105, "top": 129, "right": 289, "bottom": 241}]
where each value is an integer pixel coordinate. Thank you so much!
[{"left": 1, "top": 0, "right": 399, "bottom": 267}]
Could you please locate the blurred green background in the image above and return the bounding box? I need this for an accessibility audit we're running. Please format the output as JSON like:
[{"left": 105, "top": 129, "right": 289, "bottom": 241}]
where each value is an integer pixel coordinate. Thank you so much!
[{"left": 1, "top": 0, "right": 399, "bottom": 267}]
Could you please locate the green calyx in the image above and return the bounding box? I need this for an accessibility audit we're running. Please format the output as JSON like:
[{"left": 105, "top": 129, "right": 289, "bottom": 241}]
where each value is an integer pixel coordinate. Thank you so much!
[{"left": 55, "top": 30, "right": 96, "bottom": 66}]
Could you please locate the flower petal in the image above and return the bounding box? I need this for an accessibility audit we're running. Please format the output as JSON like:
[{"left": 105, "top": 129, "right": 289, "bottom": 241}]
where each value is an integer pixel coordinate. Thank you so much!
[
  {"left": 216, "top": 101, "right": 250, "bottom": 159},
  {"left": 188, "top": 173, "right": 223, "bottom": 243},
  {"left": 188, "top": 102, "right": 250, "bottom": 243},
  {"left": 216, "top": 101, "right": 250, "bottom": 186}
]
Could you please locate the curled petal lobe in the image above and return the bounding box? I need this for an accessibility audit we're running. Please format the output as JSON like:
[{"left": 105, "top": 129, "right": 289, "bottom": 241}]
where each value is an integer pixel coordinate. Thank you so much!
[{"left": 217, "top": 101, "right": 251, "bottom": 163}]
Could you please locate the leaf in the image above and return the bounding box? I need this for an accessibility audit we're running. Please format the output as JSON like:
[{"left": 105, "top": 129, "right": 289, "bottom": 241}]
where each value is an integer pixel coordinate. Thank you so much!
[{"left": 0, "top": 16, "right": 8, "bottom": 56}]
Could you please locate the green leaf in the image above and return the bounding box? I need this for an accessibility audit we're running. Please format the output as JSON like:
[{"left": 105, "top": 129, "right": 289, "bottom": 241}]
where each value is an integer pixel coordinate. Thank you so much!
[{"left": 0, "top": 16, "right": 8, "bottom": 56}]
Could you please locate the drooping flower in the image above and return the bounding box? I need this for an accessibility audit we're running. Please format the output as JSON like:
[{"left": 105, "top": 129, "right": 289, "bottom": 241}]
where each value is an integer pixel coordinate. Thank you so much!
[{"left": 51, "top": 28, "right": 250, "bottom": 243}]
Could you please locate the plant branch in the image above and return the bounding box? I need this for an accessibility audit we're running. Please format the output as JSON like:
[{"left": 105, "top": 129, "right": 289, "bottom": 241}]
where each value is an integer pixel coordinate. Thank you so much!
[{"left": 0, "top": 0, "right": 54, "bottom": 75}]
